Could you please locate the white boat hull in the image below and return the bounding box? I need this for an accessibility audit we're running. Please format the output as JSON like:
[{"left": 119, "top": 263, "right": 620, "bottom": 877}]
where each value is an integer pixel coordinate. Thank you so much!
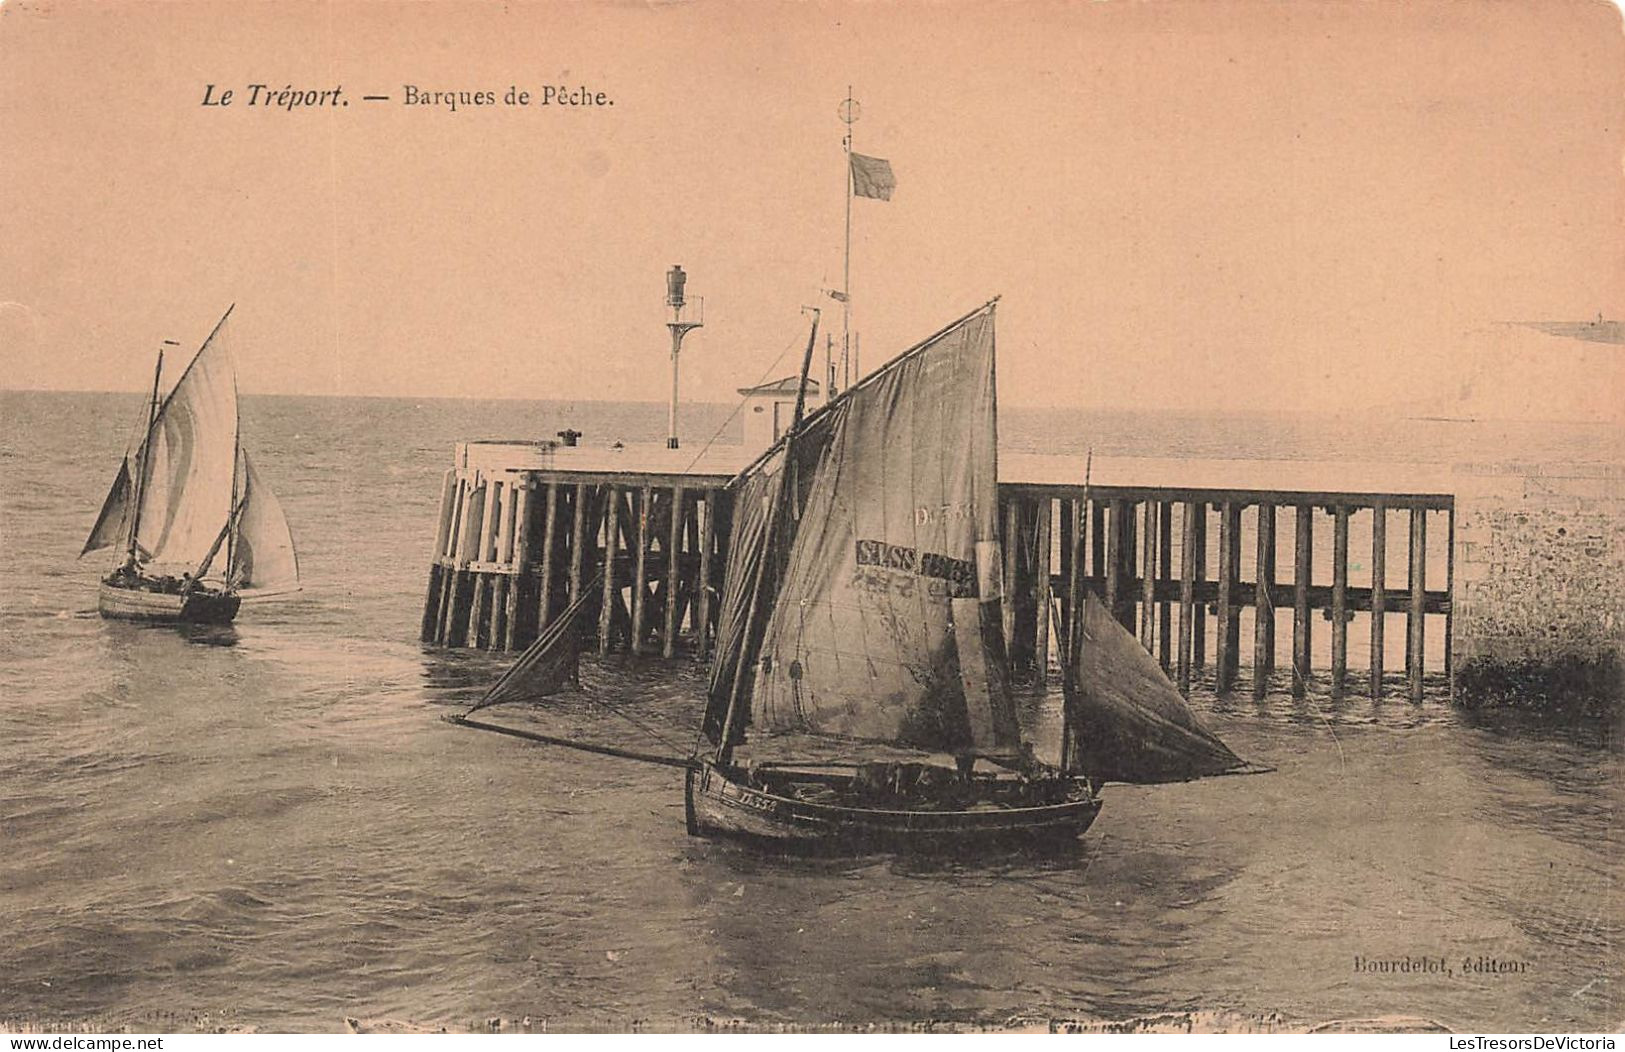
[{"left": 98, "top": 581, "right": 241, "bottom": 624}]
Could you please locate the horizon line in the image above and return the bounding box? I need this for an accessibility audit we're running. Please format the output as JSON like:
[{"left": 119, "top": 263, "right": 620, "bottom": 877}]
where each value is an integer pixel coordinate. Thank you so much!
[{"left": 0, "top": 384, "right": 1617, "bottom": 428}]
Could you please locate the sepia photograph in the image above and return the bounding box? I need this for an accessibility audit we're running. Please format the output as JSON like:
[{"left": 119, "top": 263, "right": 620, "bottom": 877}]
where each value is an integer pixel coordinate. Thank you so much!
[{"left": 0, "top": 0, "right": 1620, "bottom": 1038}]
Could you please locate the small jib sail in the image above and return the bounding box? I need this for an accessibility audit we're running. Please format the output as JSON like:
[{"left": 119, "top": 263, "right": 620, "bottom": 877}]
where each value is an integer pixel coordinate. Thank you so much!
[
  {"left": 452, "top": 576, "right": 695, "bottom": 771},
  {"left": 1061, "top": 592, "right": 1258, "bottom": 783},
  {"left": 705, "top": 299, "right": 1021, "bottom": 762},
  {"left": 229, "top": 450, "right": 301, "bottom": 596},
  {"left": 81, "top": 307, "right": 300, "bottom": 598},
  {"left": 81, "top": 459, "right": 133, "bottom": 557},
  {"left": 465, "top": 581, "right": 600, "bottom": 716}
]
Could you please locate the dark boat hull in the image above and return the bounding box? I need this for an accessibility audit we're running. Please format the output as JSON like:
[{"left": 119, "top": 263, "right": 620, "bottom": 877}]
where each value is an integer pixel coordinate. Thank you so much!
[
  {"left": 98, "top": 581, "right": 241, "bottom": 624},
  {"left": 685, "top": 761, "right": 1101, "bottom": 853}
]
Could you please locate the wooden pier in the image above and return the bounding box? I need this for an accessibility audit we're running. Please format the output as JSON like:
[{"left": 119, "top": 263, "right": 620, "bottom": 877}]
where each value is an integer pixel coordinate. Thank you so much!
[{"left": 422, "top": 443, "right": 1456, "bottom": 702}]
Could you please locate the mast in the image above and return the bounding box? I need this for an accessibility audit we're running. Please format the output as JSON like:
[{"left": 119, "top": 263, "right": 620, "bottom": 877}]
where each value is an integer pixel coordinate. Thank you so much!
[
  {"left": 223, "top": 372, "right": 243, "bottom": 586},
  {"left": 224, "top": 461, "right": 241, "bottom": 586},
  {"left": 825, "top": 332, "right": 835, "bottom": 401},
  {"left": 788, "top": 306, "right": 820, "bottom": 430},
  {"left": 715, "top": 308, "right": 821, "bottom": 765},
  {"left": 1060, "top": 449, "right": 1093, "bottom": 773},
  {"left": 840, "top": 88, "right": 856, "bottom": 391},
  {"left": 195, "top": 396, "right": 245, "bottom": 586},
  {"left": 124, "top": 341, "right": 175, "bottom": 567},
  {"left": 191, "top": 491, "right": 239, "bottom": 584}
]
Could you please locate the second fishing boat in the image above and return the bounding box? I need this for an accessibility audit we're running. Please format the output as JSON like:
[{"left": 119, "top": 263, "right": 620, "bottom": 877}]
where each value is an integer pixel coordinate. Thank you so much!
[{"left": 81, "top": 306, "right": 301, "bottom": 624}]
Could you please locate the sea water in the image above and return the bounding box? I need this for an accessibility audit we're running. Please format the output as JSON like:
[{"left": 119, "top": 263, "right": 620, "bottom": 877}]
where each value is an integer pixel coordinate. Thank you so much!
[{"left": 0, "top": 390, "right": 1617, "bottom": 1032}]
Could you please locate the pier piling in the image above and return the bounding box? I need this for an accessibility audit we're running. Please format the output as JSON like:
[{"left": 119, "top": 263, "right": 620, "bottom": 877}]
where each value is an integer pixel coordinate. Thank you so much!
[
  {"left": 1177, "top": 500, "right": 1197, "bottom": 694},
  {"left": 1002, "top": 500, "right": 1019, "bottom": 653},
  {"left": 1157, "top": 500, "right": 1173, "bottom": 671},
  {"left": 569, "top": 483, "right": 589, "bottom": 607},
  {"left": 422, "top": 470, "right": 458, "bottom": 644},
  {"left": 1370, "top": 503, "right": 1386, "bottom": 698},
  {"left": 631, "top": 486, "right": 651, "bottom": 655},
  {"left": 1140, "top": 501, "right": 1157, "bottom": 652},
  {"left": 1104, "top": 500, "right": 1124, "bottom": 629},
  {"left": 697, "top": 489, "right": 716, "bottom": 659},
  {"left": 663, "top": 486, "right": 685, "bottom": 658},
  {"left": 1293, "top": 503, "right": 1313, "bottom": 697},
  {"left": 1192, "top": 507, "right": 1207, "bottom": 670},
  {"left": 1253, "top": 502, "right": 1276, "bottom": 698},
  {"left": 449, "top": 479, "right": 483, "bottom": 646},
  {"left": 1409, "top": 508, "right": 1428, "bottom": 703},
  {"left": 599, "top": 488, "right": 619, "bottom": 655},
  {"left": 1215, "top": 501, "right": 1238, "bottom": 693},
  {"left": 1331, "top": 504, "right": 1350, "bottom": 698},
  {"left": 1034, "top": 498, "right": 1053, "bottom": 682},
  {"left": 503, "top": 482, "right": 533, "bottom": 650},
  {"left": 535, "top": 482, "right": 558, "bottom": 635}
]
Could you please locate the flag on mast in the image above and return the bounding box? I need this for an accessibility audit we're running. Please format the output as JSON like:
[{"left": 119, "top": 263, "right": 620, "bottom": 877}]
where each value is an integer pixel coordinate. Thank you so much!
[{"left": 849, "top": 153, "right": 896, "bottom": 201}]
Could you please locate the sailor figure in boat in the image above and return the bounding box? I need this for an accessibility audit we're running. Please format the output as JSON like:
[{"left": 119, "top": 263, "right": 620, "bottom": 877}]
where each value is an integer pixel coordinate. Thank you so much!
[{"left": 82, "top": 307, "right": 301, "bottom": 625}]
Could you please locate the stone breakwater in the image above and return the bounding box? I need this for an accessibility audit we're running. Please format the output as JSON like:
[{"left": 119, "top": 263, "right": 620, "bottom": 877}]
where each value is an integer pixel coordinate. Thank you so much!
[{"left": 1451, "top": 462, "right": 1623, "bottom": 720}]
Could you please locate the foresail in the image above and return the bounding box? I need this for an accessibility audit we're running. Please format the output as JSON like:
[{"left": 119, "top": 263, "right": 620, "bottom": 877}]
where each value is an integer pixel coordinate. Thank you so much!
[
  {"left": 1064, "top": 592, "right": 1253, "bottom": 783},
  {"left": 468, "top": 579, "right": 600, "bottom": 714},
  {"left": 703, "top": 404, "right": 841, "bottom": 747},
  {"left": 81, "top": 459, "right": 132, "bottom": 557},
  {"left": 747, "top": 304, "right": 1020, "bottom": 755},
  {"left": 231, "top": 450, "right": 300, "bottom": 596},
  {"left": 133, "top": 312, "right": 239, "bottom": 574},
  {"left": 703, "top": 448, "right": 785, "bottom": 744}
]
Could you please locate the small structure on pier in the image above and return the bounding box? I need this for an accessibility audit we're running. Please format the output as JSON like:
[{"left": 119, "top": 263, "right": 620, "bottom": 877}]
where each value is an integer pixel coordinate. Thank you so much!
[{"left": 738, "top": 376, "right": 822, "bottom": 449}]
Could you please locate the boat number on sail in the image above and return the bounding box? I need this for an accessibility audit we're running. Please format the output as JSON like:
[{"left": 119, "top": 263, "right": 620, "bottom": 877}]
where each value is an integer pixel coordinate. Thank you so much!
[
  {"left": 852, "top": 540, "right": 976, "bottom": 600},
  {"left": 914, "top": 501, "right": 973, "bottom": 526}
]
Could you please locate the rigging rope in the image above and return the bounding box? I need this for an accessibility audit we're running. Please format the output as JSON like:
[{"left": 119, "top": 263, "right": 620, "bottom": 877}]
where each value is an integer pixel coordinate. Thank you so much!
[
  {"left": 467, "top": 679, "right": 690, "bottom": 757},
  {"left": 575, "top": 687, "right": 689, "bottom": 755}
]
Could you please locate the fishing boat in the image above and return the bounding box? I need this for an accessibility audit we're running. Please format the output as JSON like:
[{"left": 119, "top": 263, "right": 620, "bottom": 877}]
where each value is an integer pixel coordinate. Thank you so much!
[
  {"left": 81, "top": 306, "right": 301, "bottom": 623},
  {"left": 683, "top": 300, "right": 1101, "bottom": 850},
  {"left": 451, "top": 299, "right": 1259, "bottom": 854}
]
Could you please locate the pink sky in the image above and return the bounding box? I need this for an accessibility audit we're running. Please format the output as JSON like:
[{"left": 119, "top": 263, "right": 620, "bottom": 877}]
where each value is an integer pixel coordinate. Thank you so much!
[{"left": 2, "top": 0, "right": 1620, "bottom": 419}]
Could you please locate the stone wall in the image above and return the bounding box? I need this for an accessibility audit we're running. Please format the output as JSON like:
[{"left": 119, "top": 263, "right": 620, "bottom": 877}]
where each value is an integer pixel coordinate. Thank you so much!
[{"left": 1450, "top": 462, "right": 1623, "bottom": 715}]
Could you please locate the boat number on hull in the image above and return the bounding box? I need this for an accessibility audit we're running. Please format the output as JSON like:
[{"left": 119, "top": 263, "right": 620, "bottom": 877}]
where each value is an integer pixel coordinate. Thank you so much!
[{"left": 725, "top": 787, "right": 779, "bottom": 815}]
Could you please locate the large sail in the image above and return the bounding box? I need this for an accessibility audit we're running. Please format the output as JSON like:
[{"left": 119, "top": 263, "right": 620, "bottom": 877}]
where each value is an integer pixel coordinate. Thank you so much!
[
  {"left": 739, "top": 303, "right": 1020, "bottom": 756},
  {"left": 1064, "top": 592, "right": 1253, "bottom": 783},
  {"left": 132, "top": 312, "right": 239, "bottom": 575},
  {"left": 230, "top": 450, "right": 301, "bottom": 596},
  {"left": 81, "top": 459, "right": 132, "bottom": 556}
]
